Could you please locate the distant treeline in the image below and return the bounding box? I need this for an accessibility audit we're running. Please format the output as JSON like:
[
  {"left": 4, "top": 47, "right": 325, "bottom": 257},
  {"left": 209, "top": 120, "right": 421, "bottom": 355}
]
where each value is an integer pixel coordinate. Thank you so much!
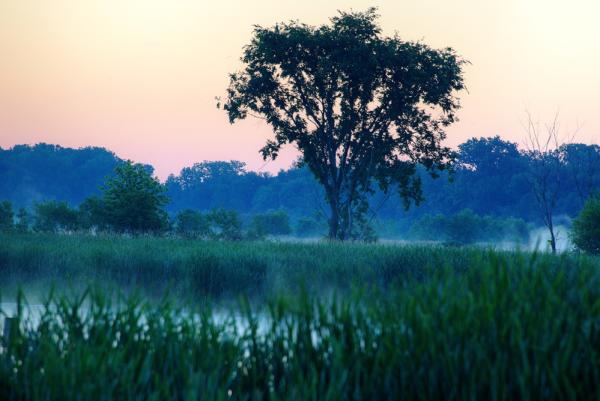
[{"left": 1, "top": 137, "right": 599, "bottom": 228}]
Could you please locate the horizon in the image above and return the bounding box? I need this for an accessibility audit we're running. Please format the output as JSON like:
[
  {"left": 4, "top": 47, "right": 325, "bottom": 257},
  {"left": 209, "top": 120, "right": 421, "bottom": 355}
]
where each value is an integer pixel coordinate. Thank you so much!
[{"left": 1, "top": 0, "right": 599, "bottom": 180}]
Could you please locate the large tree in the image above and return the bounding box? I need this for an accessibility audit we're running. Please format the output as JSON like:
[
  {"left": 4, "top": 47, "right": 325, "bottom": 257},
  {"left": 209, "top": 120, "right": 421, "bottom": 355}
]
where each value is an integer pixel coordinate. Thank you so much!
[{"left": 222, "top": 8, "right": 465, "bottom": 240}]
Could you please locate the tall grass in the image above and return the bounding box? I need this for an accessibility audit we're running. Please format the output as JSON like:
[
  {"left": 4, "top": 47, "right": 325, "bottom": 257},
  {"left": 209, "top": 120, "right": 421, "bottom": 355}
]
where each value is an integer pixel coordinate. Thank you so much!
[
  {"left": 1, "top": 251, "right": 600, "bottom": 400},
  {"left": 0, "top": 233, "right": 586, "bottom": 303}
]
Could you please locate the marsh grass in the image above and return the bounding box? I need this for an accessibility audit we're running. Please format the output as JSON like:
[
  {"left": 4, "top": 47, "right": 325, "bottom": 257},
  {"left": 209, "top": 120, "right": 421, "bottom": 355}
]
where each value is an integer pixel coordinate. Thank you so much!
[
  {"left": 0, "top": 233, "right": 567, "bottom": 302},
  {"left": 1, "top": 251, "right": 600, "bottom": 400}
]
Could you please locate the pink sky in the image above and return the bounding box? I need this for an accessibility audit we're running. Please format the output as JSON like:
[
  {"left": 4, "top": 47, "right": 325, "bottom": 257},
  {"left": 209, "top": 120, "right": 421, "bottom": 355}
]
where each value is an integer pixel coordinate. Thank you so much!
[{"left": 1, "top": 0, "right": 599, "bottom": 179}]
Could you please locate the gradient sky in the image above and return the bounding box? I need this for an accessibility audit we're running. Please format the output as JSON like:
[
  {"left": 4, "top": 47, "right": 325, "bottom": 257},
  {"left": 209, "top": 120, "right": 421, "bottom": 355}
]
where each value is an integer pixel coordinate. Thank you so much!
[{"left": 1, "top": 0, "right": 599, "bottom": 179}]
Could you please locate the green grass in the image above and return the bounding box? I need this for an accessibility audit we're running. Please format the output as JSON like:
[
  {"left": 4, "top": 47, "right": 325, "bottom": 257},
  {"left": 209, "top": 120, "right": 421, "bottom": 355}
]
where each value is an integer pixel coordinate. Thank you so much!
[
  {"left": 1, "top": 253, "right": 600, "bottom": 400},
  {"left": 0, "top": 232, "right": 582, "bottom": 302},
  {"left": 1, "top": 233, "right": 600, "bottom": 400}
]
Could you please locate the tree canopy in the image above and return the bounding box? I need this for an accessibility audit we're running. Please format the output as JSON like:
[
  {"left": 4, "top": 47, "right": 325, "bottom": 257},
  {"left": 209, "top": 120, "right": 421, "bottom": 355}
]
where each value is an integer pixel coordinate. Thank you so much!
[
  {"left": 101, "top": 161, "right": 169, "bottom": 233},
  {"left": 223, "top": 8, "right": 466, "bottom": 239}
]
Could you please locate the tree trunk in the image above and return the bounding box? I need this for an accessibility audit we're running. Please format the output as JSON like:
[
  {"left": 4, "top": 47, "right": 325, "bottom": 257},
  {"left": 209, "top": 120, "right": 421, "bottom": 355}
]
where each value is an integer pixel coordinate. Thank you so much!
[
  {"left": 327, "top": 191, "right": 352, "bottom": 241},
  {"left": 328, "top": 201, "right": 340, "bottom": 240},
  {"left": 547, "top": 218, "right": 557, "bottom": 254}
]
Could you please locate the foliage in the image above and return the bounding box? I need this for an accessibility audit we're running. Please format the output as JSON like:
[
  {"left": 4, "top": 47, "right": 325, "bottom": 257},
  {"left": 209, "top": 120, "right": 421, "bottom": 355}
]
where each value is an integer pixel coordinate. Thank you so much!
[
  {"left": 77, "top": 196, "right": 107, "bottom": 230},
  {"left": 33, "top": 201, "right": 79, "bottom": 233},
  {"left": 166, "top": 160, "right": 270, "bottom": 213},
  {"left": 15, "top": 208, "right": 29, "bottom": 233},
  {"left": 223, "top": 8, "right": 465, "bottom": 239},
  {"left": 295, "top": 217, "right": 324, "bottom": 237},
  {"left": 3, "top": 139, "right": 600, "bottom": 233},
  {"left": 174, "top": 209, "right": 211, "bottom": 238},
  {"left": 0, "top": 201, "right": 14, "bottom": 232},
  {"left": 1, "top": 249, "right": 600, "bottom": 400},
  {"left": 571, "top": 194, "right": 600, "bottom": 255},
  {"left": 409, "top": 209, "right": 530, "bottom": 245},
  {"left": 206, "top": 208, "right": 243, "bottom": 241},
  {"left": 0, "top": 232, "right": 580, "bottom": 302},
  {"left": 101, "top": 161, "right": 169, "bottom": 233},
  {"left": 249, "top": 210, "right": 292, "bottom": 237},
  {"left": 0, "top": 143, "right": 122, "bottom": 207}
]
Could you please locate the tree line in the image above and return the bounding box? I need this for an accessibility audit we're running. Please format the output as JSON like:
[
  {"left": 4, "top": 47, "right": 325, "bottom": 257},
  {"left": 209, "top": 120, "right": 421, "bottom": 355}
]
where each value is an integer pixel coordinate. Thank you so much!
[{"left": 2, "top": 136, "right": 598, "bottom": 223}]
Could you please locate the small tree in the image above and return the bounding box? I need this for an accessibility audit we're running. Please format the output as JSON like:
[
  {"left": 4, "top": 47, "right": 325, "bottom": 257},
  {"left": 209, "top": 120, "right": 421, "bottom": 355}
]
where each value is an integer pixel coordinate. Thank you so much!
[
  {"left": 222, "top": 9, "right": 465, "bottom": 240},
  {"left": 175, "top": 209, "right": 210, "bottom": 238},
  {"left": 78, "top": 196, "right": 108, "bottom": 230},
  {"left": 445, "top": 209, "right": 481, "bottom": 245},
  {"left": 206, "top": 208, "right": 243, "bottom": 240},
  {"left": 0, "top": 201, "right": 14, "bottom": 232},
  {"left": 250, "top": 210, "right": 292, "bottom": 236},
  {"left": 101, "top": 161, "right": 169, "bottom": 233},
  {"left": 33, "top": 201, "right": 79, "bottom": 232},
  {"left": 570, "top": 194, "right": 600, "bottom": 255},
  {"left": 524, "top": 113, "right": 570, "bottom": 253}
]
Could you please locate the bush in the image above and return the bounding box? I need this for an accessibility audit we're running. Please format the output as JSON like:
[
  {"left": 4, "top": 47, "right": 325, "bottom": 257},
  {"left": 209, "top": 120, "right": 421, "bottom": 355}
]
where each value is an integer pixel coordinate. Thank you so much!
[
  {"left": 249, "top": 210, "right": 292, "bottom": 237},
  {"left": 33, "top": 200, "right": 79, "bottom": 232},
  {"left": 571, "top": 194, "right": 600, "bottom": 255},
  {"left": 0, "top": 200, "right": 14, "bottom": 232},
  {"left": 206, "top": 208, "right": 243, "bottom": 240},
  {"left": 409, "top": 209, "right": 530, "bottom": 245},
  {"left": 77, "top": 196, "right": 108, "bottom": 231},
  {"left": 175, "top": 209, "right": 210, "bottom": 238}
]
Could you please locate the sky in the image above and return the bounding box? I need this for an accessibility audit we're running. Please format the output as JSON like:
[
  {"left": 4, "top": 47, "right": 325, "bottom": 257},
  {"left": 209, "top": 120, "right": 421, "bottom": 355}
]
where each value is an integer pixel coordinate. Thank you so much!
[{"left": 0, "top": 0, "right": 599, "bottom": 179}]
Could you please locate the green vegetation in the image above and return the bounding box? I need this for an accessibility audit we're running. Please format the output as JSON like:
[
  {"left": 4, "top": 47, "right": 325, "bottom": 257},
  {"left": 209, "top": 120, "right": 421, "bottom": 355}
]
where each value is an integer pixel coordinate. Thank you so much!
[
  {"left": 571, "top": 194, "right": 600, "bottom": 255},
  {"left": 0, "top": 233, "right": 479, "bottom": 300},
  {"left": 33, "top": 200, "right": 79, "bottom": 233},
  {"left": 294, "top": 216, "right": 325, "bottom": 237},
  {"left": 0, "top": 201, "right": 13, "bottom": 232},
  {"left": 249, "top": 210, "right": 292, "bottom": 237},
  {"left": 223, "top": 9, "right": 465, "bottom": 240},
  {"left": 174, "top": 209, "right": 211, "bottom": 238},
  {"left": 1, "top": 243, "right": 599, "bottom": 400},
  {"left": 409, "top": 209, "right": 530, "bottom": 245},
  {"left": 100, "top": 161, "right": 169, "bottom": 233}
]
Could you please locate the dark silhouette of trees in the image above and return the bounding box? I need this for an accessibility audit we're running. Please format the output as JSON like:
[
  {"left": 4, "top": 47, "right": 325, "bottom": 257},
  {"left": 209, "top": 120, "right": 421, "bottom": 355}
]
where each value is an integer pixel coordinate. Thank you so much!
[
  {"left": 174, "top": 209, "right": 210, "bottom": 238},
  {"left": 2, "top": 137, "right": 599, "bottom": 238},
  {"left": 0, "top": 201, "right": 14, "bottom": 231},
  {"left": 101, "top": 161, "right": 169, "bottom": 233},
  {"left": 570, "top": 193, "right": 600, "bottom": 255},
  {"left": 33, "top": 201, "right": 79, "bottom": 233},
  {"left": 222, "top": 9, "right": 465, "bottom": 240},
  {"left": 0, "top": 144, "right": 121, "bottom": 207},
  {"left": 560, "top": 143, "right": 600, "bottom": 208}
]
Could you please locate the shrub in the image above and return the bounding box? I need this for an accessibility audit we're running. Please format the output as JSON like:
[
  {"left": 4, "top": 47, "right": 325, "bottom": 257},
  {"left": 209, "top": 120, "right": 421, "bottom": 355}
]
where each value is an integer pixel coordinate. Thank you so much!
[
  {"left": 175, "top": 209, "right": 210, "bottom": 238},
  {"left": 409, "top": 209, "right": 530, "bottom": 245},
  {"left": 249, "top": 210, "right": 292, "bottom": 236},
  {"left": 33, "top": 200, "right": 79, "bottom": 232},
  {"left": 571, "top": 194, "right": 600, "bottom": 255},
  {"left": 77, "top": 196, "right": 108, "bottom": 230},
  {"left": 207, "top": 208, "right": 243, "bottom": 241},
  {"left": 0, "top": 200, "right": 14, "bottom": 232}
]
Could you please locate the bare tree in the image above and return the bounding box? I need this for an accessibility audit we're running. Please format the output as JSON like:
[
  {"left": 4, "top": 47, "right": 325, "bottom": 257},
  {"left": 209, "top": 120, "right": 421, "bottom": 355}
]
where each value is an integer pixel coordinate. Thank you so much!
[{"left": 523, "top": 112, "right": 568, "bottom": 253}]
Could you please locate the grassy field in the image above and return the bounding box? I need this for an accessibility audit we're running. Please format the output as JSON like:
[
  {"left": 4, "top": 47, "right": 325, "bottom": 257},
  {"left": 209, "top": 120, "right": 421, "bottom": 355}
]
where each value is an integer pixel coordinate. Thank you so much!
[
  {"left": 0, "top": 233, "right": 586, "bottom": 301},
  {"left": 1, "top": 233, "right": 600, "bottom": 400}
]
